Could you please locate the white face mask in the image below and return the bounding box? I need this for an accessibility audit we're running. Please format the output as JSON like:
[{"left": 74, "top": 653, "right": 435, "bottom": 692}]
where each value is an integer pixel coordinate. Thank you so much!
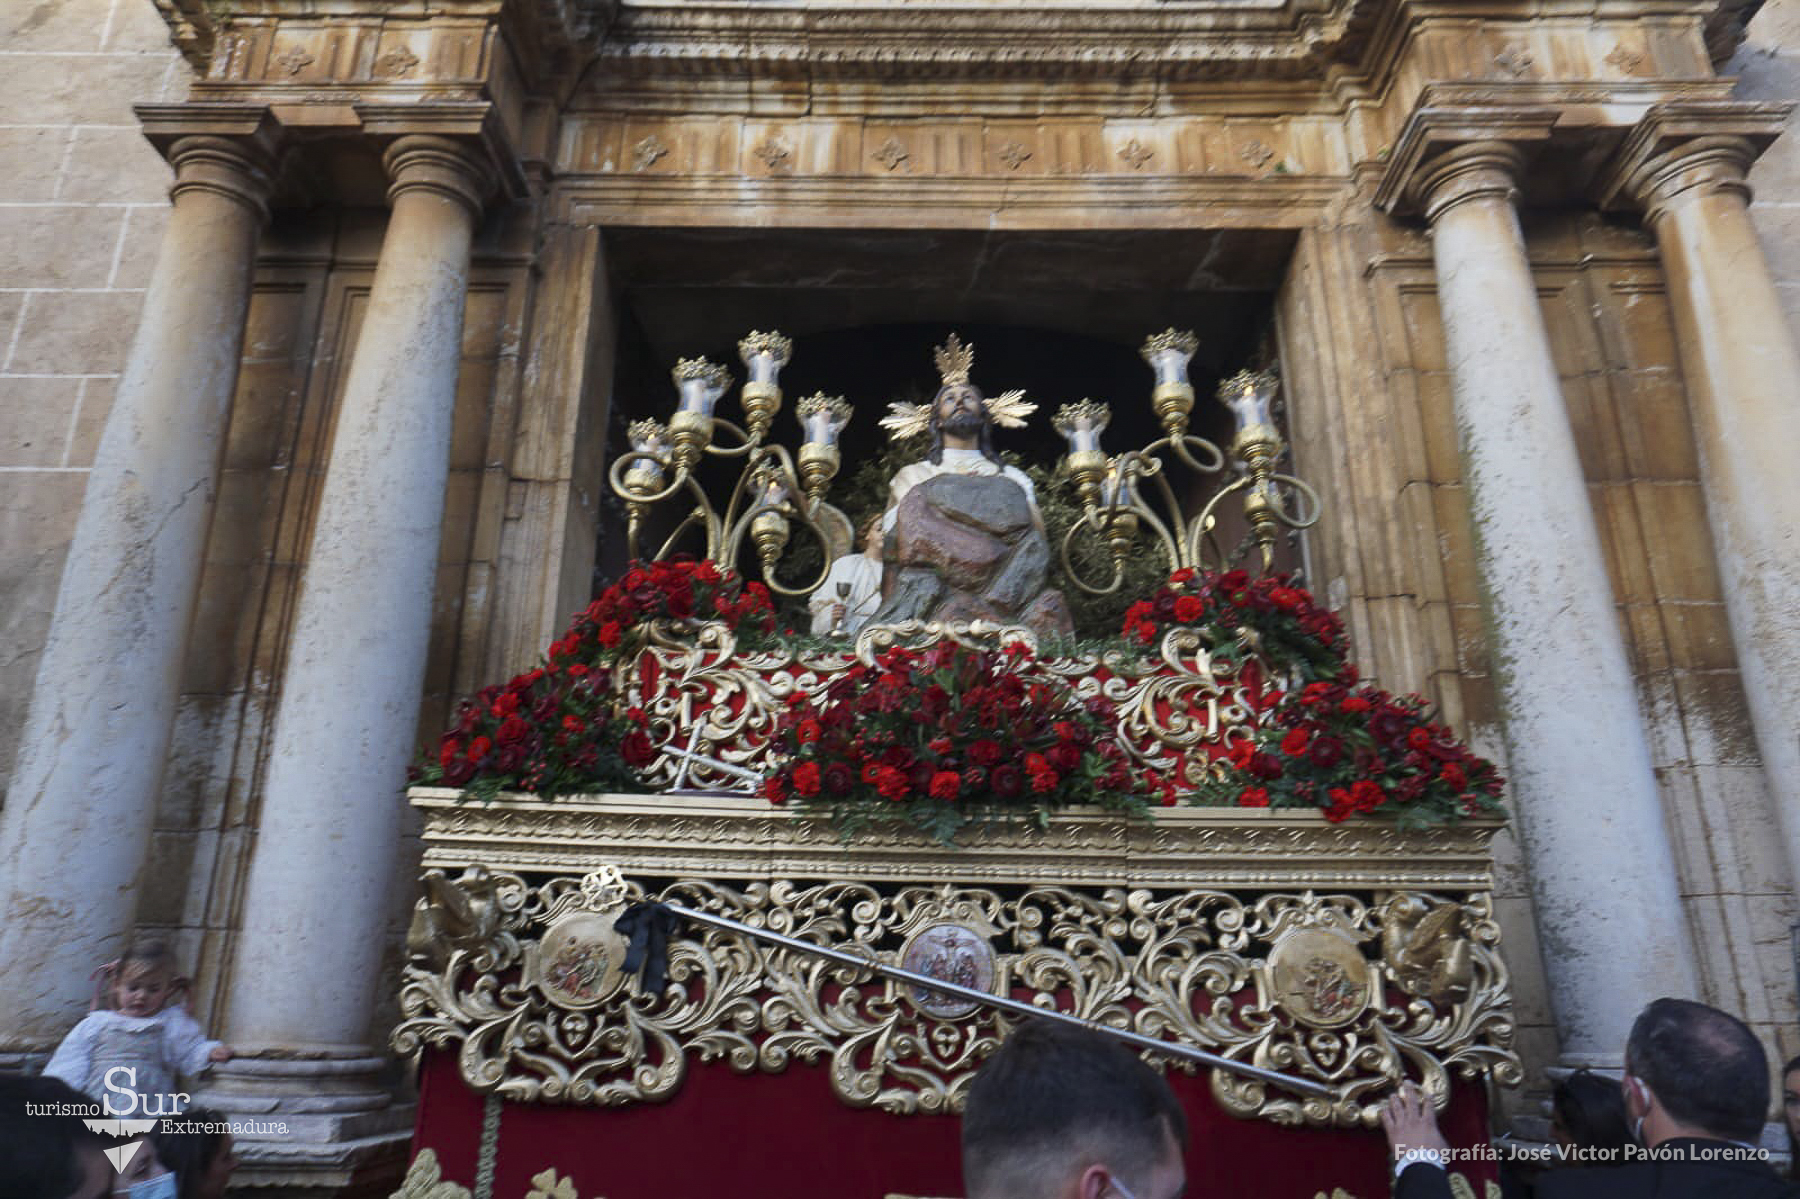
[{"left": 127, "top": 1173, "right": 178, "bottom": 1199}]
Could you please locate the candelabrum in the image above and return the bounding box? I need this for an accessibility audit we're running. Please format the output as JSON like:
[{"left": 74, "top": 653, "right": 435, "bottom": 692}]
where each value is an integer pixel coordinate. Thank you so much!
[
  {"left": 607, "top": 331, "right": 854, "bottom": 596},
  {"left": 1053, "top": 330, "right": 1322, "bottom": 594}
]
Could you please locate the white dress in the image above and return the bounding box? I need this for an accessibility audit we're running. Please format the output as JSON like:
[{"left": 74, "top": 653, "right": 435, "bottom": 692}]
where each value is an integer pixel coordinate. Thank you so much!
[
  {"left": 809, "top": 552, "right": 883, "bottom": 635},
  {"left": 44, "top": 1007, "right": 221, "bottom": 1116}
]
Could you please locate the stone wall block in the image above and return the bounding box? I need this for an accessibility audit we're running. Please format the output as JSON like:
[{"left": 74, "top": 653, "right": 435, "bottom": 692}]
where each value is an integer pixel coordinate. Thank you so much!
[
  {"left": 1589, "top": 484, "right": 1656, "bottom": 607},
  {"left": 1661, "top": 601, "right": 1740, "bottom": 673},
  {"left": 1673, "top": 672, "right": 1761, "bottom": 765},
  {"left": 1615, "top": 371, "right": 1699, "bottom": 479},
  {"left": 0, "top": 53, "right": 175, "bottom": 126},
  {"left": 59, "top": 126, "right": 173, "bottom": 204},
  {"left": 0, "top": 378, "right": 83, "bottom": 468},
  {"left": 0, "top": 206, "right": 131, "bottom": 289},
  {"left": 1634, "top": 481, "right": 1723, "bottom": 601},
  {"left": 6, "top": 290, "right": 145, "bottom": 374}
]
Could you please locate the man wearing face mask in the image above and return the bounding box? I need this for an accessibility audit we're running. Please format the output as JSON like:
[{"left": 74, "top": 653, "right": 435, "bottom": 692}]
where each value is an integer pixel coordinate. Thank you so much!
[{"left": 1381, "top": 997, "right": 1800, "bottom": 1199}]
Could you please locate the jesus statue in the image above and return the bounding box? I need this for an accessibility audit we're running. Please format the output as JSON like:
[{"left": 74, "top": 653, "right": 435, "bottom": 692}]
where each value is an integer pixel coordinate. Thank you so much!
[{"left": 868, "top": 335, "right": 1074, "bottom": 637}]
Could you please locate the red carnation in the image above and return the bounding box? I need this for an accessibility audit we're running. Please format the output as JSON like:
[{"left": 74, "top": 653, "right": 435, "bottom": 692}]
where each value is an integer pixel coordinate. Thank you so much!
[
  {"left": 763, "top": 774, "right": 788, "bottom": 805},
  {"left": 1173, "top": 595, "right": 1205, "bottom": 623},
  {"left": 929, "top": 771, "right": 962, "bottom": 801},
  {"left": 1030, "top": 768, "right": 1060, "bottom": 794},
  {"left": 1340, "top": 694, "right": 1371, "bottom": 714},
  {"left": 439, "top": 738, "right": 463, "bottom": 768},
  {"left": 1238, "top": 786, "right": 1271, "bottom": 808},
  {"left": 796, "top": 719, "right": 823, "bottom": 745},
  {"left": 874, "top": 766, "right": 909, "bottom": 801},
  {"left": 991, "top": 765, "right": 1024, "bottom": 799},
  {"left": 1047, "top": 742, "right": 1083, "bottom": 773},
  {"left": 467, "top": 735, "right": 493, "bottom": 761},
  {"left": 598, "top": 621, "right": 623, "bottom": 649},
  {"left": 793, "top": 762, "right": 822, "bottom": 798},
  {"left": 497, "top": 715, "right": 531, "bottom": 745},
  {"left": 1280, "top": 727, "right": 1311, "bottom": 756},
  {"left": 1307, "top": 735, "right": 1347, "bottom": 770},
  {"left": 1440, "top": 762, "right": 1467, "bottom": 791},
  {"left": 1350, "top": 779, "right": 1386, "bottom": 811}
]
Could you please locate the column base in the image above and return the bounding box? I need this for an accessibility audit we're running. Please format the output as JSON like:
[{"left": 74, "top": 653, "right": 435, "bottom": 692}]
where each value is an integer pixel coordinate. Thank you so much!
[{"left": 191, "top": 1053, "right": 413, "bottom": 1198}]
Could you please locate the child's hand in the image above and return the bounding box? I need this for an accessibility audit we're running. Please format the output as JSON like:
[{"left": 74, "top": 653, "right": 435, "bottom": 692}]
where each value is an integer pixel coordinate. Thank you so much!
[{"left": 209, "top": 1044, "right": 234, "bottom": 1063}]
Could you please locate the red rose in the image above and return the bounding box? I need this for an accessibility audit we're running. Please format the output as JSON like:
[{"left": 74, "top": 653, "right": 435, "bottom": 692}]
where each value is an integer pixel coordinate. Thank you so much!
[
  {"left": 621, "top": 729, "right": 655, "bottom": 768},
  {"left": 492, "top": 691, "right": 521, "bottom": 717},
  {"left": 1173, "top": 595, "right": 1204, "bottom": 623},
  {"left": 1227, "top": 739, "right": 1257, "bottom": 770},
  {"left": 1440, "top": 762, "right": 1467, "bottom": 791},
  {"left": 1280, "top": 727, "right": 1311, "bottom": 756},
  {"left": 468, "top": 735, "right": 493, "bottom": 761},
  {"left": 1168, "top": 568, "right": 1196, "bottom": 586},
  {"left": 1218, "top": 569, "right": 1250, "bottom": 596},
  {"left": 1030, "top": 768, "right": 1060, "bottom": 794},
  {"left": 1324, "top": 787, "right": 1355, "bottom": 822},
  {"left": 1047, "top": 742, "right": 1083, "bottom": 773},
  {"left": 497, "top": 715, "right": 530, "bottom": 745},
  {"left": 1340, "top": 694, "right": 1371, "bottom": 714},
  {"left": 968, "top": 739, "right": 1003, "bottom": 767},
  {"left": 793, "top": 762, "right": 822, "bottom": 797},
  {"left": 1407, "top": 727, "right": 1432, "bottom": 751},
  {"left": 823, "top": 762, "right": 855, "bottom": 795},
  {"left": 763, "top": 774, "right": 788, "bottom": 805},
  {"left": 1024, "top": 752, "right": 1050, "bottom": 774},
  {"left": 1350, "top": 779, "right": 1386, "bottom": 811},
  {"left": 598, "top": 621, "right": 623, "bottom": 649},
  {"left": 1249, "top": 752, "right": 1284, "bottom": 781},
  {"left": 929, "top": 771, "right": 962, "bottom": 801},
  {"left": 796, "top": 719, "right": 823, "bottom": 745},
  {"left": 1238, "top": 786, "right": 1271, "bottom": 808},
  {"left": 991, "top": 765, "right": 1024, "bottom": 799},
  {"left": 694, "top": 561, "right": 722, "bottom": 584},
  {"left": 439, "top": 738, "right": 463, "bottom": 768}
]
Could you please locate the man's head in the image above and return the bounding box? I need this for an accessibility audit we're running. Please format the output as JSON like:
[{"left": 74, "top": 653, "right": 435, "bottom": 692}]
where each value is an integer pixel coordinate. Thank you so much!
[
  {"left": 0, "top": 1074, "right": 110, "bottom": 1199},
  {"left": 962, "top": 1021, "right": 1187, "bottom": 1199},
  {"left": 928, "top": 382, "right": 998, "bottom": 465},
  {"left": 1623, "top": 997, "right": 1769, "bottom": 1144}
]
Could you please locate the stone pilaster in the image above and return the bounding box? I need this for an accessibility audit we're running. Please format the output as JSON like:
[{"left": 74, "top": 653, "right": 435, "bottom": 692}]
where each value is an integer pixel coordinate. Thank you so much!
[
  {"left": 0, "top": 106, "right": 278, "bottom": 1056},
  {"left": 1598, "top": 101, "right": 1800, "bottom": 904},
  {"left": 201, "top": 130, "right": 496, "bottom": 1174},
  {"left": 1377, "top": 106, "right": 1701, "bottom": 1066}
]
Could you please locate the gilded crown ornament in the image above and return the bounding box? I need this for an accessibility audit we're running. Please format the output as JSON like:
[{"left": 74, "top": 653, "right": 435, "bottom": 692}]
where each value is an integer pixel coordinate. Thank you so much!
[{"left": 934, "top": 333, "right": 975, "bottom": 386}]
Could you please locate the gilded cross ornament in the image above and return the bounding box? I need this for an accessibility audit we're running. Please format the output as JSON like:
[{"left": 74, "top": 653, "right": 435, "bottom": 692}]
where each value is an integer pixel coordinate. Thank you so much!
[
  {"left": 872, "top": 138, "right": 910, "bottom": 171},
  {"left": 632, "top": 136, "right": 670, "bottom": 172},
  {"left": 1118, "top": 139, "right": 1154, "bottom": 169}
]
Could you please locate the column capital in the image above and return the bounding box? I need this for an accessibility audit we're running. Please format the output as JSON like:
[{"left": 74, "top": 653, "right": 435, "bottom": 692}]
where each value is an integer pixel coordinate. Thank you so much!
[
  {"left": 382, "top": 134, "right": 499, "bottom": 219},
  {"left": 1374, "top": 102, "right": 1559, "bottom": 220},
  {"left": 354, "top": 100, "right": 528, "bottom": 210},
  {"left": 1594, "top": 100, "right": 1795, "bottom": 222},
  {"left": 133, "top": 103, "right": 283, "bottom": 219}
]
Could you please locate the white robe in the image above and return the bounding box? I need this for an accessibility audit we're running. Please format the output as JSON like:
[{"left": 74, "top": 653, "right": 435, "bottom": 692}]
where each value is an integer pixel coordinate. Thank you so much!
[{"left": 809, "top": 552, "right": 883, "bottom": 635}]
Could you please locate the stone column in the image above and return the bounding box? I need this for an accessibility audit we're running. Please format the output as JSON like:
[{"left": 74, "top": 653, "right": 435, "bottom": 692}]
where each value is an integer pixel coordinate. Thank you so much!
[
  {"left": 207, "top": 135, "right": 493, "bottom": 1127},
  {"left": 1378, "top": 111, "right": 1700, "bottom": 1065},
  {"left": 1599, "top": 101, "right": 1800, "bottom": 898},
  {"left": 0, "top": 111, "right": 277, "bottom": 1053}
]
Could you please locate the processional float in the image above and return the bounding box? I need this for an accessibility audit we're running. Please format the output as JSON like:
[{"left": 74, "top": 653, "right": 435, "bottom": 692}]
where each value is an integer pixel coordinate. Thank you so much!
[{"left": 393, "top": 331, "right": 1518, "bottom": 1199}]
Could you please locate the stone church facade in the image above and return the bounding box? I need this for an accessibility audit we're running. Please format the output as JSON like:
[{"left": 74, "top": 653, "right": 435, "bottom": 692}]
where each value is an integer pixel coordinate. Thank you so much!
[{"left": 1, "top": 0, "right": 1798, "bottom": 1189}]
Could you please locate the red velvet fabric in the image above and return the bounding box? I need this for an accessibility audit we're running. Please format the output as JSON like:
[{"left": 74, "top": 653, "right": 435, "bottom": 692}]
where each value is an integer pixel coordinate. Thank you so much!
[{"left": 414, "top": 1050, "right": 1497, "bottom": 1199}]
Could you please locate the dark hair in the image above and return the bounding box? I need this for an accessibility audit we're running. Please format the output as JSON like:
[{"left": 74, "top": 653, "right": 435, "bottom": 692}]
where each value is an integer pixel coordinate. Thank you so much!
[
  {"left": 1552, "top": 1068, "right": 1633, "bottom": 1158},
  {"left": 1781, "top": 1054, "right": 1800, "bottom": 1181},
  {"left": 0, "top": 1073, "right": 104, "bottom": 1199},
  {"left": 962, "top": 1020, "right": 1187, "bottom": 1199},
  {"left": 1625, "top": 998, "right": 1768, "bottom": 1142},
  {"left": 927, "top": 384, "right": 999, "bottom": 466},
  {"left": 151, "top": 1105, "right": 231, "bottom": 1199}
]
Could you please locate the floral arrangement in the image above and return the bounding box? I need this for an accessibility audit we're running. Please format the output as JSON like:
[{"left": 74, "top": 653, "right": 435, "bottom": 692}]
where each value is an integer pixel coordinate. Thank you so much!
[
  {"left": 763, "top": 640, "right": 1168, "bottom": 843},
  {"left": 1195, "top": 666, "right": 1505, "bottom": 826},
  {"left": 414, "top": 559, "right": 775, "bottom": 799},
  {"left": 1122, "top": 568, "right": 1348, "bottom": 681}
]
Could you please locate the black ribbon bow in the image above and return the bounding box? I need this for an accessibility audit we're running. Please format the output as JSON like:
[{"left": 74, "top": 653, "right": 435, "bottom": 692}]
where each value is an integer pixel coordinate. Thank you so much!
[{"left": 614, "top": 901, "right": 683, "bottom": 995}]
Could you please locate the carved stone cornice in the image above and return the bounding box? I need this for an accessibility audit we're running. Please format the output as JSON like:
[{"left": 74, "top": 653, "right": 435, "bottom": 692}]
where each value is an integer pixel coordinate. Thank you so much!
[
  {"left": 593, "top": 0, "right": 1384, "bottom": 84},
  {"left": 410, "top": 789, "right": 1505, "bottom": 889},
  {"left": 1593, "top": 100, "right": 1796, "bottom": 220},
  {"left": 1373, "top": 100, "right": 1557, "bottom": 217},
  {"left": 555, "top": 173, "right": 1346, "bottom": 229}
]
